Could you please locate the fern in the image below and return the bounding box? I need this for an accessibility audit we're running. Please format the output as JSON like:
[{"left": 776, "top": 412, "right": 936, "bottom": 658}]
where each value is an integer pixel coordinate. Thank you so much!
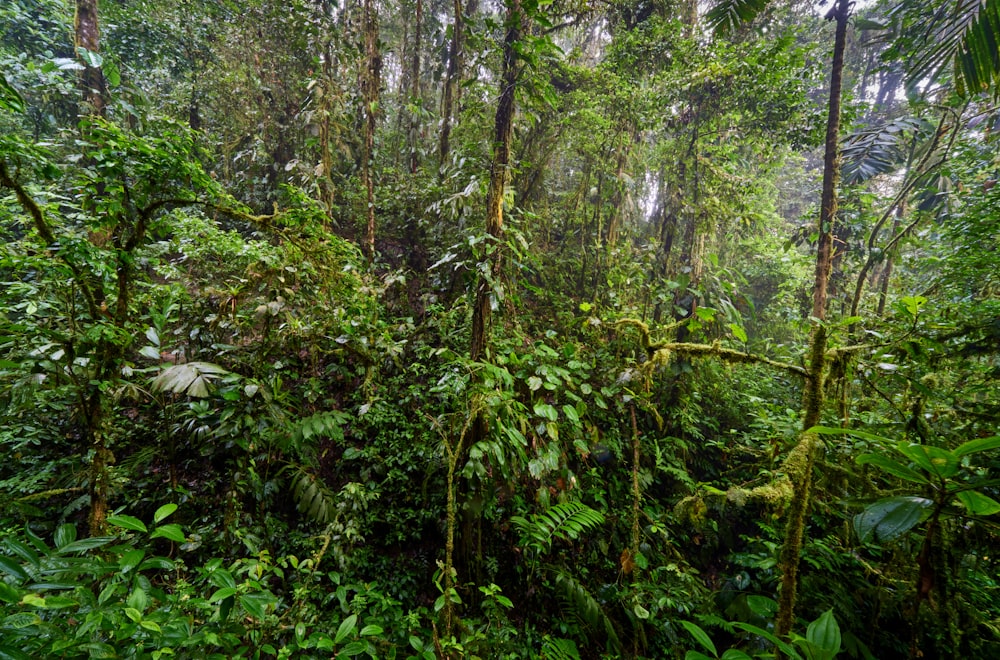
[
  {"left": 540, "top": 636, "right": 582, "bottom": 660},
  {"left": 510, "top": 501, "right": 605, "bottom": 555},
  {"left": 282, "top": 411, "right": 346, "bottom": 453},
  {"left": 554, "top": 571, "right": 622, "bottom": 654},
  {"left": 288, "top": 465, "right": 337, "bottom": 524}
]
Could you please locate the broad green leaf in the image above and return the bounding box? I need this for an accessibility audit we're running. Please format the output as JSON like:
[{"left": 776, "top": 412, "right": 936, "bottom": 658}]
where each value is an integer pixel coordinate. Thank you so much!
[
  {"left": 107, "top": 515, "right": 147, "bottom": 533},
  {"left": 335, "top": 614, "right": 358, "bottom": 645},
  {"left": 0, "top": 556, "right": 28, "bottom": 580},
  {"left": 53, "top": 524, "right": 77, "bottom": 550},
  {"left": 359, "top": 624, "right": 384, "bottom": 636},
  {"left": 746, "top": 595, "right": 777, "bottom": 617},
  {"left": 854, "top": 496, "right": 933, "bottom": 544},
  {"left": 895, "top": 443, "right": 959, "bottom": 479},
  {"left": 119, "top": 549, "right": 145, "bottom": 573},
  {"left": 956, "top": 490, "right": 1000, "bottom": 516},
  {"left": 731, "top": 622, "right": 801, "bottom": 657},
  {"left": 633, "top": 603, "right": 650, "bottom": 619},
  {"left": 680, "top": 620, "right": 717, "bottom": 656},
  {"left": 42, "top": 596, "right": 77, "bottom": 609},
  {"left": 0, "top": 74, "right": 25, "bottom": 113},
  {"left": 76, "top": 47, "right": 103, "bottom": 68},
  {"left": 0, "top": 582, "right": 21, "bottom": 603},
  {"left": 953, "top": 436, "right": 1000, "bottom": 458},
  {"left": 137, "top": 557, "right": 175, "bottom": 571},
  {"left": 153, "top": 503, "right": 178, "bottom": 524},
  {"left": 21, "top": 593, "right": 45, "bottom": 608},
  {"left": 150, "top": 524, "right": 185, "bottom": 542},
  {"left": 338, "top": 640, "right": 369, "bottom": 656},
  {"left": 721, "top": 651, "right": 754, "bottom": 660},
  {"left": 208, "top": 568, "right": 236, "bottom": 590},
  {"left": 151, "top": 362, "right": 228, "bottom": 398},
  {"left": 728, "top": 323, "right": 748, "bottom": 342},
  {"left": 239, "top": 592, "right": 276, "bottom": 619},
  {"left": 56, "top": 536, "right": 115, "bottom": 554},
  {"left": 6, "top": 539, "right": 39, "bottom": 566},
  {"left": 209, "top": 587, "right": 237, "bottom": 603},
  {"left": 806, "top": 609, "right": 841, "bottom": 659},
  {"left": 533, "top": 402, "right": 558, "bottom": 421},
  {"left": 856, "top": 453, "right": 929, "bottom": 484},
  {"left": 901, "top": 295, "right": 927, "bottom": 317}
]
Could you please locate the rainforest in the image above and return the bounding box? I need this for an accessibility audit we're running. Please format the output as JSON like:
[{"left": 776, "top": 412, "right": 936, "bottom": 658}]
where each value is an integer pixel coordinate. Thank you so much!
[{"left": 1, "top": 0, "right": 999, "bottom": 658}]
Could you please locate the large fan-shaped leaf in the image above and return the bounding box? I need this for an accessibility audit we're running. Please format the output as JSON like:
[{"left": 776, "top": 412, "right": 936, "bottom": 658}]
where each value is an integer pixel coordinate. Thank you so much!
[
  {"left": 150, "top": 362, "right": 229, "bottom": 397},
  {"left": 909, "top": 0, "right": 1000, "bottom": 96},
  {"left": 706, "top": 0, "right": 772, "bottom": 35},
  {"left": 840, "top": 117, "right": 931, "bottom": 184}
]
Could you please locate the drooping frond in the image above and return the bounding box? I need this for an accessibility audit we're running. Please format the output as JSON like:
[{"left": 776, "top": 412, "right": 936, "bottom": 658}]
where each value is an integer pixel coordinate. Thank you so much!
[
  {"left": 840, "top": 117, "right": 932, "bottom": 184},
  {"left": 909, "top": 0, "right": 1000, "bottom": 96},
  {"left": 706, "top": 0, "right": 772, "bottom": 35},
  {"left": 554, "top": 571, "right": 622, "bottom": 654},
  {"left": 288, "top": 464, "right": 337, "bottom": 524}
]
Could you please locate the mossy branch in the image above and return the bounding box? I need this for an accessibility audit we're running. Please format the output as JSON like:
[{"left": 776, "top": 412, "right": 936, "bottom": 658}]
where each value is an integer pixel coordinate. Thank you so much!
[
  {"left": 615, "top": 319, "right": 808, "bottom": 379},
  {"left": 1, "top": 158, "right": 102, "bottom": 320}
]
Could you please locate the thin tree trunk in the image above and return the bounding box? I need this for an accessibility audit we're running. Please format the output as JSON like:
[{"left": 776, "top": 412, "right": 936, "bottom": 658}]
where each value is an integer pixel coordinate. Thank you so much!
[
  {"left": 408, "top": 0, "right": 423, "bottom": 173},
  {"left": 362, "top": 0, "right": 381, "bottom": 262},
  {"left": 775, "top": 0, "right": 850, "bottom": 642},
  {"left": 75, "top": 0, "right": 106, "bottom": 116},
  {"left": 438, "top": 0, "right": 464, "bottom": 169},
  {"left": 470, "top": 0, "right": 519, "bottom": 363}
]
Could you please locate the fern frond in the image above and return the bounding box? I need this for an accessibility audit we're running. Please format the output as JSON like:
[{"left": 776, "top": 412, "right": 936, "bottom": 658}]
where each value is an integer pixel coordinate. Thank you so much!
[
  {"left": 289, "top": 465, "right": 336, "bottom": 524},
  {"left": 706, "top": 0, "right": 772, "bottom": 35},
  {"left": 554, "top": 571, "right": 622, "bottom": 653},
  {"left": 540, "top": 636, "right": 582, "bottom": 660},
  {"left": 909, "top": 0, "right": 1000, "bottom": 96},
  {"left": 283, "top": 411, "right": 346, "bottom": 453},
  {"left": 511, "top": 501, "right": 605, "bottom": 555}
]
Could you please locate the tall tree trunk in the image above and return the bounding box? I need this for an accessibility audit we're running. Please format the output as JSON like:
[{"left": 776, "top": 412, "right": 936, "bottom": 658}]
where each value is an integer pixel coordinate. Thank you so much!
[
  {"left": 469, "top": 0, "right": 519, "bottom": 363},
  {"left": 75, "top": 0, "right": 111, "bottom": 536},
  {"left": 362, "top": 0, "right": 381, "bottom": 262},
  {"left": 775, "top": 0, "right": 850, "bottom": 641},
  {"left": 75, "top": 0, "right": 106, "bottom": 116},
  {"left": 408, "top": 0, "right": 423, "bottom": 173},
  {"left": 438, "top": 0, "right": 464, "bottom": 168}
]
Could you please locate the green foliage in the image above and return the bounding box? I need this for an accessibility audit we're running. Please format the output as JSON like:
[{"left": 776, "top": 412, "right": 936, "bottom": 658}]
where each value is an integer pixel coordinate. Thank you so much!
[{"left": 511, "top": 501, "right": 606, "bottom": 557}]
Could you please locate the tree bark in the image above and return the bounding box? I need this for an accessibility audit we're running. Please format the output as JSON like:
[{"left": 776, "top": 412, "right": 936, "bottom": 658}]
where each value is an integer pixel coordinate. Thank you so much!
[
  {"left": 438, "top": 0, "right": 464, "bottom": 169},
  {"left": 775, "top": 0, "right": 850, "bottom": 642},
  {"left": 469, "top": 0, "right": 519, "bottom": 363},
  {"left": 361, "top": 0, "right": 381, "bottom": 262},
  {"left": 407, "top": 0, "right": 423, "bottom": 173},
  {"left": 75, "top": 0, "right": 106, "bottom": 116}
]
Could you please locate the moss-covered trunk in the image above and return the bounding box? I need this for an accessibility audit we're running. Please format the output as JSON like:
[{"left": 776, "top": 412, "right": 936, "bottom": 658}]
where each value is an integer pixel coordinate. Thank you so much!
[{"left": 774, "top": 0, "right": 849, "bottom": 641}]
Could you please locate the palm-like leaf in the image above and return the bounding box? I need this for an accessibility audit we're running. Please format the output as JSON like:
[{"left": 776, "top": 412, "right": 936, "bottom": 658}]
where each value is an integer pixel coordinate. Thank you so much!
[
  {"left": 841, "top": 117, "right": 932, "bottom": 184},
  {"left": 706, "top": 0, "right": 772, "bottom": 34},
  {"left": 909, "top": 0, "right": 1000, "bottom": 96}
]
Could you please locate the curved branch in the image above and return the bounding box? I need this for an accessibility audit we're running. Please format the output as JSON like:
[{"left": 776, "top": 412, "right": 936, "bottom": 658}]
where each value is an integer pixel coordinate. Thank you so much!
[
  {"left": 615, "top": 319, "right": 808, "bottom": 379},
  {"left": 0, "top": 158, "right": 101, "bottom": 319}
]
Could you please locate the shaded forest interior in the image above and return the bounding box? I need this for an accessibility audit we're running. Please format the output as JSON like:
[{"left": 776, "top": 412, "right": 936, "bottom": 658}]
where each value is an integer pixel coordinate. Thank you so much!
[{"left": 1, "top": 0, "right": 1000, "bottom": 658}]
